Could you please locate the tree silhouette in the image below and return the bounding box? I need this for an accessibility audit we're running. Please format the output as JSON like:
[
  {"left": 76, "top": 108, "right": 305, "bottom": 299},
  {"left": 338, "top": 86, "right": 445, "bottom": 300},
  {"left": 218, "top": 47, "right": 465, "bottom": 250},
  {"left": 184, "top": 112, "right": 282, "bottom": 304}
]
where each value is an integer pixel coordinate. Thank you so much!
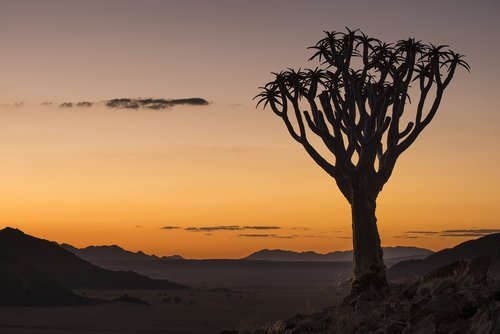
[{"left": 255, "top": 29, "right": 469, "bottom": 294}]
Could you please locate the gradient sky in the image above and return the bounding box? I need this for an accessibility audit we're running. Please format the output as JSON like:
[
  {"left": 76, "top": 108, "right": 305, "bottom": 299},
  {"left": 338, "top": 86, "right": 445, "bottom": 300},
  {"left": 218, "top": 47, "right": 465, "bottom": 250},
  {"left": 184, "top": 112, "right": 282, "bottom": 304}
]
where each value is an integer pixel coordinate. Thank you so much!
[{"left": 0, "top": 0, "right": 499, "bottom": 258}]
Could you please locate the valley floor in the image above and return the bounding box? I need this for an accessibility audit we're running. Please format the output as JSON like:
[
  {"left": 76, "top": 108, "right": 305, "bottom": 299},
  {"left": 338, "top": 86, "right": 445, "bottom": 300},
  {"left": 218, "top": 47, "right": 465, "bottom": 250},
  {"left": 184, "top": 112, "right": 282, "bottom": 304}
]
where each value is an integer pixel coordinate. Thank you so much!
[{"left": 0, "top": 287, "right": 343, "bottom": 334}]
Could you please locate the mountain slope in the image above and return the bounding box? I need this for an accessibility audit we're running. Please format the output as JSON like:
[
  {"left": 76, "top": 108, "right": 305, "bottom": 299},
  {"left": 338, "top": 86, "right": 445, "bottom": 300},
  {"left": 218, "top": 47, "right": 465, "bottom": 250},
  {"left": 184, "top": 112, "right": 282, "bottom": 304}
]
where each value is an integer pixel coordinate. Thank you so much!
[
  {"left": 0, "top": 227, "right": 187, "bottom": 290},
  {"left": 0, "top": 248, "right": 89, "bottom": 306},
  {"left": 244, "top": 246, "right": 433, "bottom": 262},
  {"left": 388, "top": 232, "right": 500, "bottom": 280}
]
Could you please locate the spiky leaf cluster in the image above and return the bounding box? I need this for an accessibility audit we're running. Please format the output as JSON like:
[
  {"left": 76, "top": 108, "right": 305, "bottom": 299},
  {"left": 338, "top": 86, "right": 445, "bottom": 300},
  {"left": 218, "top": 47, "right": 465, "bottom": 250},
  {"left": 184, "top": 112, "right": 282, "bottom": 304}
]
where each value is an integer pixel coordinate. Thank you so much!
[{"left": 255, "top": 29, "right": 469, "bottom": 201}]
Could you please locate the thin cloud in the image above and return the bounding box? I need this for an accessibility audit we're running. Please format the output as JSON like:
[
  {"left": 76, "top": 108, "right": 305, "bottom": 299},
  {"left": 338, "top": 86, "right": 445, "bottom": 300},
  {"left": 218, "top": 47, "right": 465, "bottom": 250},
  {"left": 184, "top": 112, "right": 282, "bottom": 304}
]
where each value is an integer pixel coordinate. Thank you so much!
[
  {"left": 33, "top": 97, "right": 209, "bottom": 111},
  {"left": 244, "top": 226, "right": 281, "bottom": 230},
  {"left": 394, "top": 235, "right": 423, "bottom": 239},
  {"left": 442, "top": 229, "right": 500, "bottom": 234},
  {"left": 105, "top": 97, "right": 209, "bottom": 110},
  {"left": 185, "top": 226, "right": 241, "bottom": 232},
  {"left": 160, "top": 226, "right": 180, "bottom": 230},
  {"left": 77, "top": 101, "right": 93, "bottom": 108},
  {"left": 291, "top": 226, "right": 310, "bottom": 231},
  {"left": 440, "top": 233, "right": 489, "bottom": 237},
  {"left": 404, "top": 231, "right": 439, "bottom": 235},
  {"left": 402, "top": 228, "right": 500, "bottom": 238},
  {"left": 0, "top": 102, "right": 24, "bottom": 108},
  {"left": 185, "top": 225, "right": 280, "bottom": 232},
  {"left": 237, "top": 234, "right": 297, "bottom": 239},
  {"left": 302, "top": 235, "right": 330, "bottom": 238}
]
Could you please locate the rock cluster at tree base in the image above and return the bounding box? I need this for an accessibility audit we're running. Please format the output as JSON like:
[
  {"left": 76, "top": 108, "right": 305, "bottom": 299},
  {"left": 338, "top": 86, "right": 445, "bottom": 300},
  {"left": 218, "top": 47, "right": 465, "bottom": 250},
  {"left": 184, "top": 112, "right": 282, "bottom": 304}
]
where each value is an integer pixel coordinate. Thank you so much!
[{"left": 244, "top": 253, "right": 500, "bottom": 334}]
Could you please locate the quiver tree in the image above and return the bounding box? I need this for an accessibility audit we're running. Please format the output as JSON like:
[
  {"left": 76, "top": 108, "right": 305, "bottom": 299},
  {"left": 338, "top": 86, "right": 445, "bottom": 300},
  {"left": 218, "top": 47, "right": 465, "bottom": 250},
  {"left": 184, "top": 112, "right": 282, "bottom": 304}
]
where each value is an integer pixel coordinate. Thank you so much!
[{"left": 255, "top": 29, "right": 469, "bottom": 294}]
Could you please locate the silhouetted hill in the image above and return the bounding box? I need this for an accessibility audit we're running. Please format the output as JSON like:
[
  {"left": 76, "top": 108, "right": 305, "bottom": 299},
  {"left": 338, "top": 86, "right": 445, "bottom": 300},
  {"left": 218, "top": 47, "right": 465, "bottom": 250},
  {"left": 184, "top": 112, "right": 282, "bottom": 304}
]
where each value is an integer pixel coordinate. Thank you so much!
[
  {"left": 0, "top": 248, "right": 89, "bottom": 306},
  {"left": 61, "top": 243, "right": 183, "bottom": 263},
  {"left": 244, "top": 246, "right": 433, "bottom": 262},
  {"left": 388, "top": 233, "right": 500, "bottom": 281},
  {"left": 0, "top": 227, "right": 187, "bottom": 290}
]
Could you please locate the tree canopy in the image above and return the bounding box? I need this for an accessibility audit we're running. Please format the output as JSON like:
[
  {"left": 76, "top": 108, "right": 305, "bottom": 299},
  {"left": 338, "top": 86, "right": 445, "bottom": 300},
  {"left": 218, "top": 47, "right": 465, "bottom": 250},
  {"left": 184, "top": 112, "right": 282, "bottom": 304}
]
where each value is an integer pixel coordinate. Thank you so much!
[{"left": 256, "top": 28, "right": 470, "bottom": 201}]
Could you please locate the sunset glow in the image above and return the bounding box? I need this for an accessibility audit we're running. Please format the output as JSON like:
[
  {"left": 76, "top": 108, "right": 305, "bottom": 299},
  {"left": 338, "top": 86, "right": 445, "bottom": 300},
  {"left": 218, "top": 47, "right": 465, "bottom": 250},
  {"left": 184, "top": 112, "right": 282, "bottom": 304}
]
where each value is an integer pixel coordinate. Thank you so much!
[{"left": 1, "top": 0, "right": 499, "bottom": 258}]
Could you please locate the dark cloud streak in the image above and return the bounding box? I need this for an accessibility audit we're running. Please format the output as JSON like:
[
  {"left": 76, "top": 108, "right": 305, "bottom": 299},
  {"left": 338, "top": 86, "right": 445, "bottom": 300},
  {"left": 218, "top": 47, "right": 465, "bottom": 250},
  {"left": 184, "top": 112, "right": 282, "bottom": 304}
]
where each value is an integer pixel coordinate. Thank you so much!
[
  {"left": 77, "top": 101, "right": 93, "bottom": 108},
  {"left": 185, "top": 225, "right": 280, "bottom": 232},
  {"left": 42, "top": 97, "right": 209, "bottom": 110},
  {"left": 404, "top": 231, "right": 439, "bottom": 235},
  {"left": 237, "top": 234, "right": 298, "bottom": 239},
  {"left": 442, "top": 229, "right": 500, "bottom": 234},
  {"left": 105, "top": 97, "right": 209, "bottom": 110},
  {"left": 400, "top": 228, "right": 500, "bottom": 238}
]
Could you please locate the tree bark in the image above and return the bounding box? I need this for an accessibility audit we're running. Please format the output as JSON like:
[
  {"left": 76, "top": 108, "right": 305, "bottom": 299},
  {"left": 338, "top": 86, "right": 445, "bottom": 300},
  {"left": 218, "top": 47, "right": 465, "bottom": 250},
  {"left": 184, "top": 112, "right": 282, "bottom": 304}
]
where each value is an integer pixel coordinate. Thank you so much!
[{"left": 350, "top": 184, "right": 387, "bottom": 294}]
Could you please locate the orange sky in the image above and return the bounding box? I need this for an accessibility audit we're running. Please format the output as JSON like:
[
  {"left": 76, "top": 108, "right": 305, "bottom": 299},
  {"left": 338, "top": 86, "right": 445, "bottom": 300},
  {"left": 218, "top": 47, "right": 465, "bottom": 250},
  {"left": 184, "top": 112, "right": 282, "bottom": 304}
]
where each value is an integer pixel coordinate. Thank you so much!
[{"left": 0, "top": 0, "right": 499, "bottom": 258}]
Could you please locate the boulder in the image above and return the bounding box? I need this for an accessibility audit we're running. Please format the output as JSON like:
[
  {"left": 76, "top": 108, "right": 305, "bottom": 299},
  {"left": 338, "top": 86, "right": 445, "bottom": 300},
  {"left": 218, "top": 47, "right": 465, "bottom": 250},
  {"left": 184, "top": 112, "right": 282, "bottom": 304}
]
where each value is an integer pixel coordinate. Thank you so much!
[
  {"left": 487, "top": 245, "right": 500, "bottom": 298},
  {"left": 469, "top": 302, "right": 500, "bottom": 334}
]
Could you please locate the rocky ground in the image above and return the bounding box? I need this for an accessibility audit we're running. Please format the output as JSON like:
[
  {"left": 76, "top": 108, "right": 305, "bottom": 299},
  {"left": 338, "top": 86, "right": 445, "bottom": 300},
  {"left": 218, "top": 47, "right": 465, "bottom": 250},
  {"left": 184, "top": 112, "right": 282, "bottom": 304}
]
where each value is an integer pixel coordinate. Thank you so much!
[{"left": 236, "top": 249, "right": 500, "bottom": 334}]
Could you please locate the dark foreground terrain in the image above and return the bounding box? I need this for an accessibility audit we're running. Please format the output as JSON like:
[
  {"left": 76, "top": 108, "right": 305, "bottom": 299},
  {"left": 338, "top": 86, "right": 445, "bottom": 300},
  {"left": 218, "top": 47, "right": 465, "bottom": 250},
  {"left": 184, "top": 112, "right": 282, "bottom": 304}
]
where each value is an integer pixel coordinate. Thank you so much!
[
  {"left": 0, "top": 287, "right": 341, "bottom": 334},
  {"left": 1, "top": 230, "right": 499, "bottom": 333},
  {"left": 2, "top": 253, "right": 498, "bottom": 334},
  {"left": 248, "top": 253, "right": 500, "bottom": 334}
]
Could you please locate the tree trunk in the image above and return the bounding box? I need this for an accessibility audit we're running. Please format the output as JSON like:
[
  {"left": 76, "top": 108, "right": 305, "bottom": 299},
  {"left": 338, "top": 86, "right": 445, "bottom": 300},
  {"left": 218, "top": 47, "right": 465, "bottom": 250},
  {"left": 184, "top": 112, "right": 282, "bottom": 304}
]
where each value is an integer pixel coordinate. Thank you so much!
[{"left": 350, "top": 184, "right": 387, "bottom": 294}]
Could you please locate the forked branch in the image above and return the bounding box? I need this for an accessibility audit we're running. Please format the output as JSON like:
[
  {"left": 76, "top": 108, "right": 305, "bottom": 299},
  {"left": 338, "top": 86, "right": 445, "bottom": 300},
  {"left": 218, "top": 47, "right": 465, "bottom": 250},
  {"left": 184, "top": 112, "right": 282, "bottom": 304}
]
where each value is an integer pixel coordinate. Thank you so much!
[{"left": 255, "top": 29, "right": 469, "bottom": 200}]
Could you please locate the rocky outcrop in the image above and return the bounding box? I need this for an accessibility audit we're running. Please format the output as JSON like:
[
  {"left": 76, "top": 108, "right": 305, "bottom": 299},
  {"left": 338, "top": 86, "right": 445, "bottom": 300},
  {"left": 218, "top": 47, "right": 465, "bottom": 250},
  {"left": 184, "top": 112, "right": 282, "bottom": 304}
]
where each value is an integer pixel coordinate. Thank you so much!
[
  {"left": 245, "top": 255, "right": 500, "bottom": 334},
  {"left": 487, "top": 245, "right": 500, "bottom": 298}
]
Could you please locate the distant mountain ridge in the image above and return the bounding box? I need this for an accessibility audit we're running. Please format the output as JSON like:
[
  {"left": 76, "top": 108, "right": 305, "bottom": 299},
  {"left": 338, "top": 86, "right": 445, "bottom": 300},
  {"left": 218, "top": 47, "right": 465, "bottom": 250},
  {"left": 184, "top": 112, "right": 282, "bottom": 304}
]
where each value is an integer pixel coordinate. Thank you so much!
[
  {"left": 61, "top": 243, "right": 183, "bottom": 263},
  {"left": 0, "top": 227, "right": 187, "bottom": 290},
  {"left": 62, "top": 244, "right": 432, "bottom": 264},
  {"left": 388, "top": 232, "right": 500, "bottom": 281},
  {"left": 244, "top": 246, "right": 433, "bottom": 262}
]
